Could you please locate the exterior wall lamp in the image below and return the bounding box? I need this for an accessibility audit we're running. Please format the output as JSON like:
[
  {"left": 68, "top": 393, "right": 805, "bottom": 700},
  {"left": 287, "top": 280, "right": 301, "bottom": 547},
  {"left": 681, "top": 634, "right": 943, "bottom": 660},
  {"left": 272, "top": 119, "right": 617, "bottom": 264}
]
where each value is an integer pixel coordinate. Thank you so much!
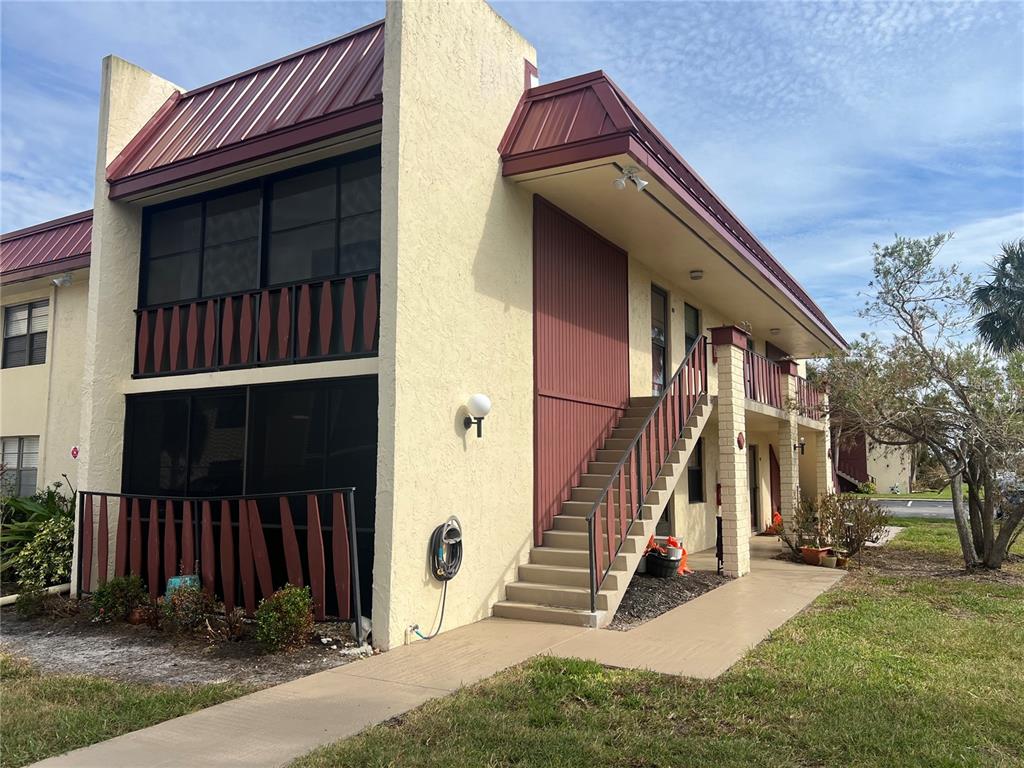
[
  {"left": 794, "top": 437, "right": 806, "bottom": 455},
  {"left": 463, "top": 393, "right": 492, "bottom": 438}
]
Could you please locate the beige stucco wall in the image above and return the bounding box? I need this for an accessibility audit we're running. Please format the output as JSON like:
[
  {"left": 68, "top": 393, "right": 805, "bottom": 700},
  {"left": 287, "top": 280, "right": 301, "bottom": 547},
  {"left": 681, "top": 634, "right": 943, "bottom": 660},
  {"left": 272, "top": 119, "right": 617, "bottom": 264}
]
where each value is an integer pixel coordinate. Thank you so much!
[
  {"left": 373, "top": 0, "right": 537, "bottom": 650},
  {"left": 868, "top": 442, "right": 911, "bottom": 494},
  {"left": 0, "top": 272, "right": 90, "bottom": 492}
]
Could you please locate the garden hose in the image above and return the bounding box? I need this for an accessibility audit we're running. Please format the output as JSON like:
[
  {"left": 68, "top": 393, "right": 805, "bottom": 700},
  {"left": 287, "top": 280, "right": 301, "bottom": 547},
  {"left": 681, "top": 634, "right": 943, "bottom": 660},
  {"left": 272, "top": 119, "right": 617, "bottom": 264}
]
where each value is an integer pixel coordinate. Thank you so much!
[{"left": 414, "top": 517, "right": 463, "bottom": 640}]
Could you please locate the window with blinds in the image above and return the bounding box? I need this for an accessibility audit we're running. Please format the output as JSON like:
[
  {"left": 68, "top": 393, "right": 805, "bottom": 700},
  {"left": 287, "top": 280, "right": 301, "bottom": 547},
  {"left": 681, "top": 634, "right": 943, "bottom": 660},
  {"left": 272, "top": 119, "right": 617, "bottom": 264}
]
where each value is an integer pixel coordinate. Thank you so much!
[
  {"left": 1, "top": 436, "right": 39, "bottom": 497},
  {"left": 2, "top": 300, "right": 48, "bottom": 368}
]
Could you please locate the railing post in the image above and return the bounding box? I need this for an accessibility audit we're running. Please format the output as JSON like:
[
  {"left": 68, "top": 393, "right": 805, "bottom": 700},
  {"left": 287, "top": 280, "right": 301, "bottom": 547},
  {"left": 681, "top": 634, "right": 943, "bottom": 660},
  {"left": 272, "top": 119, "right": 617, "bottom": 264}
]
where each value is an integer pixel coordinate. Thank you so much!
[
  {"left": 345, "top": 489, "right": 364, "bottom": 645},
  {"left": 587, "top": 516, "right": 596, "bottom": 613}
]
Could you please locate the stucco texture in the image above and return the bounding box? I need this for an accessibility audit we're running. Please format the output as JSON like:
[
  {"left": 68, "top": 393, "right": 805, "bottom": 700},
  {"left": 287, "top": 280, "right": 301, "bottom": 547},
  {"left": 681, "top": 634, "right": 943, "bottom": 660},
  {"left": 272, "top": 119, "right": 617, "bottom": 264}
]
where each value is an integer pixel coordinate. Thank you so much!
[{"left": 374, "top": 1, "right": 537, "bottom": 650}]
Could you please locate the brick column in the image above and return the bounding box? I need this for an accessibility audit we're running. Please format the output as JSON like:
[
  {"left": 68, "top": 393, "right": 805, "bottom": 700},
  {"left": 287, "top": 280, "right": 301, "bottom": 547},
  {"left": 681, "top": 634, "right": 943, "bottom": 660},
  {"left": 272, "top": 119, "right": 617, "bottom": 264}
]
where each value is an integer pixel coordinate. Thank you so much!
[
  {"left": 710, "top": 326, "right": 750, "bottom": 578},
  {"left": 777, "top": 361, "right": 801, "bottom": 529},
  {"left": 815, "top": 392, "right": 833, "bottom": 496}
]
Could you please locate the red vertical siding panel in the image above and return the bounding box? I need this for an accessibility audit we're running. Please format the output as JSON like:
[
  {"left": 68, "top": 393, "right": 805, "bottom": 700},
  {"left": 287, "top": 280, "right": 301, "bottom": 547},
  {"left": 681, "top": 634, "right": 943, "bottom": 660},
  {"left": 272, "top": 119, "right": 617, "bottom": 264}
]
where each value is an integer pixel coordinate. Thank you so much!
[
  {"left": 201, "top": 501, "right": 215, "bottom": 596},
  {"left": 331, "top": 493, "right": 351, "bottom": 619},
  {"left": 163, "top": 500, "right": 177, "bottom": 582},
  {"left": 319, "top": 280, "right": 333, "bottom": 355},
  {"left": 147, "top": 499, "right": 160, "bottom": 598},
  {"left": 247, "top": 500, "right": 273, "bottom": 599},
  {"left": 115, "top": 497, "right": 128, "bottom": 577},
  {"left": 81, "top": 495, "right": 93, "bottom": 593},
  {"left": 362, "top": 272, "right": 378, "bottom": 351},
  {"left": 130, "top": 498, "right": 142, "bottom": 576},
  {"left": 181, "top": 501, "right": 195, "bottom": 575},
  {"left": 220, "top": 500, "right": 236, "bottom": 613},
  {"left": 341, "top": 278, "right": 355, "bottom": 353},
  {"left": 533, "top": 198, "right": 629, "bottom": 543},
  {"left": 307, "top": 495, "right": 327, "bottom": 620},
  {"left": 279, "top": 497, "right": 304, "bottom": 586},
  {"left": 97, "top": 496, "right": 109, "bottom": 587}
]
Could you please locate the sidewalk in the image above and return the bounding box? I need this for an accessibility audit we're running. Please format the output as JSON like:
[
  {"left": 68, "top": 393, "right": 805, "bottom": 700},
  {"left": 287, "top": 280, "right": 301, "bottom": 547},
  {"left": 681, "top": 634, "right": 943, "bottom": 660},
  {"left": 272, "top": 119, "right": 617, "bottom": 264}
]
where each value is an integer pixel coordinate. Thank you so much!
[{"left": 33, "top": 538, "right": 844, "bottom": 768}]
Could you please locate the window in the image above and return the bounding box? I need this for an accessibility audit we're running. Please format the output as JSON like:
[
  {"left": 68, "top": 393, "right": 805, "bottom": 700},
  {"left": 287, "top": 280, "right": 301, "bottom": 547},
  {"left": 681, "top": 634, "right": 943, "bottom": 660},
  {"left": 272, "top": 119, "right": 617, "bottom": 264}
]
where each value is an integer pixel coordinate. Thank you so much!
[
  {"left": 684, "top": 303, "right": 700, "bottom": 353},
  {"left": 687, "top": 437, "right": 705, "bottom": 503},
  {"left": 139, "top": 147, "right": 381, "bottom": 308},
  {"left": 651, "top": 286, "right": 668, "bottom": 395},
  {"left": 1, "top": 436, "right": 39, "bottom": 496},
  {"left": 3, "top": 301, "right": 48, "bottom": 368}
]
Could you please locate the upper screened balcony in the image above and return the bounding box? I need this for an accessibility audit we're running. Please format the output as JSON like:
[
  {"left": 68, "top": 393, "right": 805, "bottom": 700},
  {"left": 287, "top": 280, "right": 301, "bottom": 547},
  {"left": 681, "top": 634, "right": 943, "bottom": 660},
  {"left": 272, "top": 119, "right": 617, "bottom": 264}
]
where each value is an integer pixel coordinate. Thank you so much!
[{"left": 133, "top": 147, "right": 380, "bottom": 377}]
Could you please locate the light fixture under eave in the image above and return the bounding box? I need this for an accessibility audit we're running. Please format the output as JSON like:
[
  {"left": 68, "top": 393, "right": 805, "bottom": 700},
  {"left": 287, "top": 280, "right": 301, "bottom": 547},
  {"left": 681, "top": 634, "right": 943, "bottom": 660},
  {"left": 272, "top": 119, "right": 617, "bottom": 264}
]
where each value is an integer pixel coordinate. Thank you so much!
[
  {"left": 52, "top": 272, "right": 73, "bottom": 288},
  {"left": 689, "top": 269, "right": 703, "bottom": 281},
  {"left": 769, "top": 328, "right": 781, "bottom": 336},
  {"left": 613, "top": 166, "right": 648, "bottom": 193}
]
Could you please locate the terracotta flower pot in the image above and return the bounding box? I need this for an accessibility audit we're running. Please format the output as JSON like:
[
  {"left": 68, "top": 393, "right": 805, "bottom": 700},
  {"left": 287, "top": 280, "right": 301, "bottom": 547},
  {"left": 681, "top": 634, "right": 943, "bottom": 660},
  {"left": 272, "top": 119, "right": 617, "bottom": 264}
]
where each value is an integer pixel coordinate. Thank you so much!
[
  {"left": 800, "top": 546, "right": 830, "bottom": 566},
  {"left": 126, "top": 607, "right": 147, "bottom": 625}
]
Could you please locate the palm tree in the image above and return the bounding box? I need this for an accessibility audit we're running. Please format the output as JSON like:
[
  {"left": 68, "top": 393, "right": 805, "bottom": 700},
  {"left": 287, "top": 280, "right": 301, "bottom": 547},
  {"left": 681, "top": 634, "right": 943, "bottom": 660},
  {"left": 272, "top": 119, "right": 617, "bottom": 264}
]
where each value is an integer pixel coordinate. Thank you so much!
[{"left": 973, "top": 238, "right": 1024, "bottom": 354}]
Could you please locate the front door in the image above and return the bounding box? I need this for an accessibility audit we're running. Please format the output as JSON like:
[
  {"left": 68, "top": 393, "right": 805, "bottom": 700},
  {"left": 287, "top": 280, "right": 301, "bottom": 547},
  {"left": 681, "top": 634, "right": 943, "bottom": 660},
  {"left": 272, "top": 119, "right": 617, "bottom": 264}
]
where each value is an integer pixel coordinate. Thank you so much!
[
  {"left": 748, "top": 445, "right": 759, "bottom": 531},
  {"left": 651, "top": 285, "right": 668, "bottom": 395}
]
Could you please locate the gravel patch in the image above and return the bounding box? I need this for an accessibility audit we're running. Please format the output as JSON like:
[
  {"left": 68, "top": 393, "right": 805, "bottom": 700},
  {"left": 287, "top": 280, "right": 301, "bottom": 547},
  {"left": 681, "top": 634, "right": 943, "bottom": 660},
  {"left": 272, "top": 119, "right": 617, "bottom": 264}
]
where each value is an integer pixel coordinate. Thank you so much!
[
  {"left": 0, "top": 598, "right": 371, "bottom": 688},
  {"left": 608, "top": 570, "right": 730, "bottom": 631}
]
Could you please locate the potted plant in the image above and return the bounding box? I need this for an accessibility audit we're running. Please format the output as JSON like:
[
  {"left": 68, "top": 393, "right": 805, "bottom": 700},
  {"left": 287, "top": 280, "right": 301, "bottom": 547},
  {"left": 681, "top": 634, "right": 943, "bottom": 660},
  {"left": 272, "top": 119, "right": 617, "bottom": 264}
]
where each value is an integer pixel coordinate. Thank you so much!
[
  {"left": 835, "top": 551, "right": 849, "bottom": 569},
  {"left": 820, "top": 551, "right": 838, "bottom": 568}
]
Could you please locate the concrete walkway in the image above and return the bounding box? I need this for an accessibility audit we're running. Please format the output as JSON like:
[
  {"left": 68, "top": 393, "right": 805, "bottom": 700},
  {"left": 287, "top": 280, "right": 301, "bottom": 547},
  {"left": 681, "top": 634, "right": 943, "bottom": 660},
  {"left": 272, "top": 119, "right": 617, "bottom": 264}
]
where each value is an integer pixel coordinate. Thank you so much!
[{"left": 33, "top": 538, "right": 843, "bottom": 768}]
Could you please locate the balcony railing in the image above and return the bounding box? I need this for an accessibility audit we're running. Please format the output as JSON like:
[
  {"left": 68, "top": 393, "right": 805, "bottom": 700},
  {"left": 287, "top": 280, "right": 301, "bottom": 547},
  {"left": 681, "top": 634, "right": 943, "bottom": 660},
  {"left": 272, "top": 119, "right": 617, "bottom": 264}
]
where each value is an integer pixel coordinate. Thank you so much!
[
  {"left": 75, "top": 488, "right": 364, "bottom": 639},
  {"left": 798, "top": 376, "right": 825, "bottom": 421},
  {"left": 744, "top": 349, "right": 783, "bottom": 409},
  {"left": 134, "top": 271, "right": 379, "bottom": 377}
]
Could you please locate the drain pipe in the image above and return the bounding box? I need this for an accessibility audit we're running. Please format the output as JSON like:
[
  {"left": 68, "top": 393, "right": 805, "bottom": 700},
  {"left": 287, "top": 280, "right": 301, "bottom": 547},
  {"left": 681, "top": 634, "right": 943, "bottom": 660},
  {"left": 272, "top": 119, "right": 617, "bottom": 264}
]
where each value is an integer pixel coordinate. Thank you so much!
[{"left": 0, "top": 582, "right": 71, "bottom": 607}]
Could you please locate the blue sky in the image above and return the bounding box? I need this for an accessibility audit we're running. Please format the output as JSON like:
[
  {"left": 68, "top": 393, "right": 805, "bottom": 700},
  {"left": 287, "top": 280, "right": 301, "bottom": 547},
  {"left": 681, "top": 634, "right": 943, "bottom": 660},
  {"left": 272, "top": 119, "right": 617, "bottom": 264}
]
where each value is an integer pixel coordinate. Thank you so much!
[{"left": 2, "top": 1, "right": 1022, "bottom": 338}]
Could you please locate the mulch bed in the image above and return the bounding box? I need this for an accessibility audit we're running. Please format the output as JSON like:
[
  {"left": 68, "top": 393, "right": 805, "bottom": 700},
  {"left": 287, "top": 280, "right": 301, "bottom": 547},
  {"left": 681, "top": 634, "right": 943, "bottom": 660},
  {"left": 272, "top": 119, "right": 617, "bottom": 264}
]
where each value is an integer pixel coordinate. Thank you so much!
[
  {"left": 0, "top": 596, "right": 370, "bottom": 688},
  {"left": 607, "top": 569, "right": 730, "bottom": 631}
]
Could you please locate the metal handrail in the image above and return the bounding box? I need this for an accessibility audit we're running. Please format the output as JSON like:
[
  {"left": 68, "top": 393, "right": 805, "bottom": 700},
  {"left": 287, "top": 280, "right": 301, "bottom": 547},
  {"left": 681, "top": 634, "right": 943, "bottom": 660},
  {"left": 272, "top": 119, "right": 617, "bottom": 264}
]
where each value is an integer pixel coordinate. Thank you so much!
[{"left": 585, "top": 337, "right": 708, "bottom": 611}]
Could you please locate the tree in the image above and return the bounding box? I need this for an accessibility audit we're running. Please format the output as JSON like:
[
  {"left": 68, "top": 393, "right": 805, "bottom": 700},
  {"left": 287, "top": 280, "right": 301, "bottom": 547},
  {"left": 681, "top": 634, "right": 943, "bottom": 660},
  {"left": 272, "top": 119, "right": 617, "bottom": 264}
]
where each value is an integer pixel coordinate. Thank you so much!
[
  {"left": 973, "top": 238, "right": 1024, "bottom": 353},
  {"left": 823, "top": 234, "right": 1023, "bottom": 570}
]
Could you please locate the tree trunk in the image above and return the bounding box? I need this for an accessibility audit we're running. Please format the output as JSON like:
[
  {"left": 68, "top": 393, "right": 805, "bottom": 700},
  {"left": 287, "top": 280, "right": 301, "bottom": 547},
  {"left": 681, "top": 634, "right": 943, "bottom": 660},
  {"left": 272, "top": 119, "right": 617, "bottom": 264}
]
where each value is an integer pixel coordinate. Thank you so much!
[
  {"left": 909, "top": 445, "right": 919, "bottom": 493},
  {"left": 948, "top": 473, "right": 979, "bottom": 569},
  {"left": 980, "top": 465, "right": 996, "bottom": 565},
  {"left": 966, "top": 480, "right": 985, "bottom": 558}
]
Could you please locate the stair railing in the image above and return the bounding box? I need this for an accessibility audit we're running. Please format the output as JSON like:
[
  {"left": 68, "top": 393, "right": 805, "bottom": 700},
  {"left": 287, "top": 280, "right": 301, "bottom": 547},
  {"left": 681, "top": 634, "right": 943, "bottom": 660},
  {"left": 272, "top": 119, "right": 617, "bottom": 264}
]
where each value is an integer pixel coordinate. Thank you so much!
[{"left": 585, "top": 336, "right": 709, "bottom": 611}]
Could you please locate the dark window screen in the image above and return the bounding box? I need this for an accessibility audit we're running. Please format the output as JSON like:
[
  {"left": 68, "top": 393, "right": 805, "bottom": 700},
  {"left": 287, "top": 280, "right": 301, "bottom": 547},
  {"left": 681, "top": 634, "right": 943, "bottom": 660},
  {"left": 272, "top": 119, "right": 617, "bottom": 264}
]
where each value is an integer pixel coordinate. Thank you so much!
[
  {"left": 202, "top": 188, "right": 260, "bottom": 296},
  {"left": 687, "top": 437, "right": 705, "bottom": 502},
  {"left": 144, "top": 203, "right": 201, "bottom": 305},
  {"left": 338, "top": 155, "right": 381, "bottom": 274},
  {"left": 125, "top": 396, "right": 189, "bottom": 496},
  {"left": 247, "top": 385, "right": 328, "bottom": 494},
  {"left": 188, "top": 392, "right": 245, "bottom": 496},
  {"left": 267, "top": 168, "right": 337, "bottom": 285},
  {"left": 684, "top": 303, "right": 700, "bottom": 352}
]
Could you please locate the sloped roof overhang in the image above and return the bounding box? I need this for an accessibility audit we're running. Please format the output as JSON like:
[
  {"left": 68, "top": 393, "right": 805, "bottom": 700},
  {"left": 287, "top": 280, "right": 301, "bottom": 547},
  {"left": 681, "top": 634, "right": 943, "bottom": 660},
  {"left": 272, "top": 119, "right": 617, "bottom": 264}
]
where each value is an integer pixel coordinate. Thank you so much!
[
  {"left": 0, "top": 210, "right": 92, "bottom": 286},
  {"left": 500, "top": 71, "right": 847, "bottom": 351}
]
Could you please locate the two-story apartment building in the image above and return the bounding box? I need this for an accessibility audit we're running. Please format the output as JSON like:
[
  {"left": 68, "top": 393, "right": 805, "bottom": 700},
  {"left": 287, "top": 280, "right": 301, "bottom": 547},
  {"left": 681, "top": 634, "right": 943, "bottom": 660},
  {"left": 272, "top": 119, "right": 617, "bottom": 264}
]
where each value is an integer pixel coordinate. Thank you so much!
[{"left": 0, "top": 0, "right": 844, "bottom": 649}]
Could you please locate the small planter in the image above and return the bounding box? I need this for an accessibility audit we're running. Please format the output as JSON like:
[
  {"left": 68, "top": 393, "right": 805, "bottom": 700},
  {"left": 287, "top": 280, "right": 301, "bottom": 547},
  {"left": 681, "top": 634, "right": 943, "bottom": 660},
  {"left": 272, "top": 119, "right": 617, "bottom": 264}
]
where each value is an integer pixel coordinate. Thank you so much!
[
  {"left": 836, "top": 555, "right": 849, "bottom": 569},
  {"left": 820, "top": 554, "right": 838, "bottom": 568},
  {"left": 645, "top": 552, "right": 681, "bottom": 578},
  {"left": 637, "top": 557, "right": 648, "bottom": 574},
  {"left": 126, "top": 607, "right": 148, "bottom": 625},
  {"left": 800, "top": 546, "right": 831, "bottom": 566}
]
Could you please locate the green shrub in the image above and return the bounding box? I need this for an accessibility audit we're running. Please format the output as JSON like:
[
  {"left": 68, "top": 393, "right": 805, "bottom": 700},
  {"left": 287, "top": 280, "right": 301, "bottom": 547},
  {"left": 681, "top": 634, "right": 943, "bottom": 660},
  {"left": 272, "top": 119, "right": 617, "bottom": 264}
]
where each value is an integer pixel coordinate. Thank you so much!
[
  {"left": 91, "top": 575, "right": 149, "bottom": 622},
  {"left": 1, "top": 480, "right": 75, "bottom": 583},
  {"left": 14, "top": 583, "right": 47, "bottom": 619},
  {"left": 7, "top": 515, "right": 74, "bottom": 588},
  {"left": 162, "top": 585, "right": 215, "bottom": 634},
  {"left": 857, "top": 481, "right": 877, "bottom": 495},
  {"left": 255, "top": 585, "right": 313, "bottom": 653}
]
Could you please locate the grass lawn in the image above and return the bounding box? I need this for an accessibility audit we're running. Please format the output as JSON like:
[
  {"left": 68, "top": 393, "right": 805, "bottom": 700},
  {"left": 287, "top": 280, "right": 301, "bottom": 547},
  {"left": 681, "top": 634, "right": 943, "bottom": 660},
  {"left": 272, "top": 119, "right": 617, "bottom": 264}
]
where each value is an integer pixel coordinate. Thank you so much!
[
  {"left": 868, "top": 488, "right": 954, "bottom": 500},
  {"left": 294, "top": 517, "right": 1024, "bottom": 768},
  {"left": 0, "top": 654, "right": 251, "bottom": 768}
]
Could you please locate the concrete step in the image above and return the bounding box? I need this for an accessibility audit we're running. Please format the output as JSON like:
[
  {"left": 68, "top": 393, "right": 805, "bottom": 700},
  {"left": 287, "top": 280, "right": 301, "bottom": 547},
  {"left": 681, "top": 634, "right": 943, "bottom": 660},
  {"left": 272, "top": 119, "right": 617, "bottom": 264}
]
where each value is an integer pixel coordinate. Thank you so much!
[
  {"left": 542, "top": 529, "right": 641, "bottom": 553},
  {"left": 530, "top": 547, "right": 627, "bottom": 570},
  {"left": 579, "top": 473, "right": 611, "bottom": 488},
  {"left": 492, "top": 600, "right": 599, "bottom": 627},
  {"left": 629, "top": 396, "right": 659, "bottom": 407},
  {"left": 505, "top": 581, "right": 609, "bottom": 611},
  {"left": 595, "top": 449, "right": 632, "bottom": 462},
  {"left": 617, "top": 417, "right": 645, "bottom": 430},
  {"left": 602, "top": 437, "right": 634, "bottom": 451},
  {"left": 570, "top": 487, "right": 635, "bottom": 504},
  {"left": 518, "top": 563, "right": 621, "bottom": 590},
  {"left": 561, "top": 499, "right": 597, "bottom": 516},
  {"left": 552, "top": 515, "right": 590, "bottom": 532}
]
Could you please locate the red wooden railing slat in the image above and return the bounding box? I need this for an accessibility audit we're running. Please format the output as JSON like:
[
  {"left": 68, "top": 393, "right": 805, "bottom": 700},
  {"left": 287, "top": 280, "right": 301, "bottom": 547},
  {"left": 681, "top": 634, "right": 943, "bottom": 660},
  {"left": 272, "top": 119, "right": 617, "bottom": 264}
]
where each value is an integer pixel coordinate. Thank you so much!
[
  {"left": 115, "top": 497, "right": 128, "bottom": 578},
  {"left": 130, "top": 498, "right": 142, "bottom": 576},
  {"left": 186, "top": 303, "right": 199, "bottom": 369},
  {"left": 137, "top": 313, "right": 151, "bottom": 374},
  {"left": 238, "top": 499, "right": 256, "bottom": 614},
  {"left": 239, "top": 293, "right": 253, "bottom": 365},
  {"left": 362, "top": 272, "right": 378, "bottom": 350},
  {"left": 221, "top": 297, "right": 235, "bottom": 366},
  {"left": 163, "top": 499, "right": 177, "bottom": 583},
  {"left": 279, "top": 497, "right": 304, "bottom": 586},
  {"left": 247, "top": 499, "right": 273, "bottom": 599},
  {"left": 81, "top": 495, "right": 93, "bottom": 593},
  {"left": 258, "top": 290, "right": 272, "bottom": 361},
  {"left": 97, "top": 496, "right": 109, "bottom": 587},
  {"left": 153, "top": 307, "right": 166, "bottom": 373},
  {"left": 277, "top": 287, "right": 291, "bottom": 359},
  {"left": 307, "top": 494, "right": 327, "bottom": 621},
  {"left": 341, "top": 278, "right": 356, "bottom": 353},
  {"left": 181, "top": 500, "right": 195, "bottom": 575},
  {"left": 298, "top": 284, "right": 312, "bottom": 358},
  {"left": 147, "top": 499, "right": 159, "bottom": 598},
  {"left": 201, "top": 501, "right": 215, "bottom": 597},
  {"left": 332, "top": 493, "right": 351, "bottom": 619},
  {"left": 319, "top": 280, "right": 333, "bottom": 355},
  {"left": 203, "top": 300, "right": 216, "bottom": 368},
  {"left": 220, "top": 500, "right": 235, "bottom": 613},
  {"left": 169, "top": 305, "right": 181, "bottom": 372}
]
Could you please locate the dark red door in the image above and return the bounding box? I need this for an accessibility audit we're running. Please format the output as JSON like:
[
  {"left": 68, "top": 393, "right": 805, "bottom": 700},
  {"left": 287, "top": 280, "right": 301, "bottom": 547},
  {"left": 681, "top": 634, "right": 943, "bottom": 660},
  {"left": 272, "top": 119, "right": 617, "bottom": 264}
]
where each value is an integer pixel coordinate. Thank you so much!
[{"left": 533, "top": 197, "right": 629, "bottom": 544}]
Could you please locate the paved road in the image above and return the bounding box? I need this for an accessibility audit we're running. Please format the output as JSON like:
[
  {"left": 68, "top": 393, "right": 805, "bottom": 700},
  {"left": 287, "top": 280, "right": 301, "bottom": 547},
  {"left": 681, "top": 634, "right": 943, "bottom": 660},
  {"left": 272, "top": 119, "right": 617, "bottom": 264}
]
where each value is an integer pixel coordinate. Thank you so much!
[{"left": 875, "top": 499, "right": 953, "bottom": 519}]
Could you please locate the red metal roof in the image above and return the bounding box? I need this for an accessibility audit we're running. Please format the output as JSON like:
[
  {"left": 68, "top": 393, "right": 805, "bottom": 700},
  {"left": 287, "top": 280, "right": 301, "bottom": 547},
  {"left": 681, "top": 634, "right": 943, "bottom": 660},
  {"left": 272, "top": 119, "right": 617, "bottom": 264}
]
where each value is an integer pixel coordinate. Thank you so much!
[
  {"left": 1, "top": 210, "right": 92, "bottom": 285},
  {"left": 500, "top": 71, "right": 847, "bottom": 349},
  {"left": 107, "top": 20, "right": 385, "bottom": 199}
]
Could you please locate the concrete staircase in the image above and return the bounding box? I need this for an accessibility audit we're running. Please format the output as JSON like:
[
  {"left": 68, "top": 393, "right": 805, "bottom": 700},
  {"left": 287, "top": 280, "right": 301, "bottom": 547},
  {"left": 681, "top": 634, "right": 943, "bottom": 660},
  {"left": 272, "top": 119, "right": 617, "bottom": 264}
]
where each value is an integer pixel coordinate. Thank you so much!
[{"left": 493, "top": 393, "right": 712, "bottom": 628}]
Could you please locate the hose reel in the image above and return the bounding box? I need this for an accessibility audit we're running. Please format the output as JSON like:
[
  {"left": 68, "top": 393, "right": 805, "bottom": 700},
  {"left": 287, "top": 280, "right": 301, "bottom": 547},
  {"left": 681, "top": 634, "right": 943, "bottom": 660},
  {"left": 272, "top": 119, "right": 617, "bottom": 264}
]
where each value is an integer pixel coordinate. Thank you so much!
[{"left": 414, "top": 516, "right": 462, "bottom": 640}]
